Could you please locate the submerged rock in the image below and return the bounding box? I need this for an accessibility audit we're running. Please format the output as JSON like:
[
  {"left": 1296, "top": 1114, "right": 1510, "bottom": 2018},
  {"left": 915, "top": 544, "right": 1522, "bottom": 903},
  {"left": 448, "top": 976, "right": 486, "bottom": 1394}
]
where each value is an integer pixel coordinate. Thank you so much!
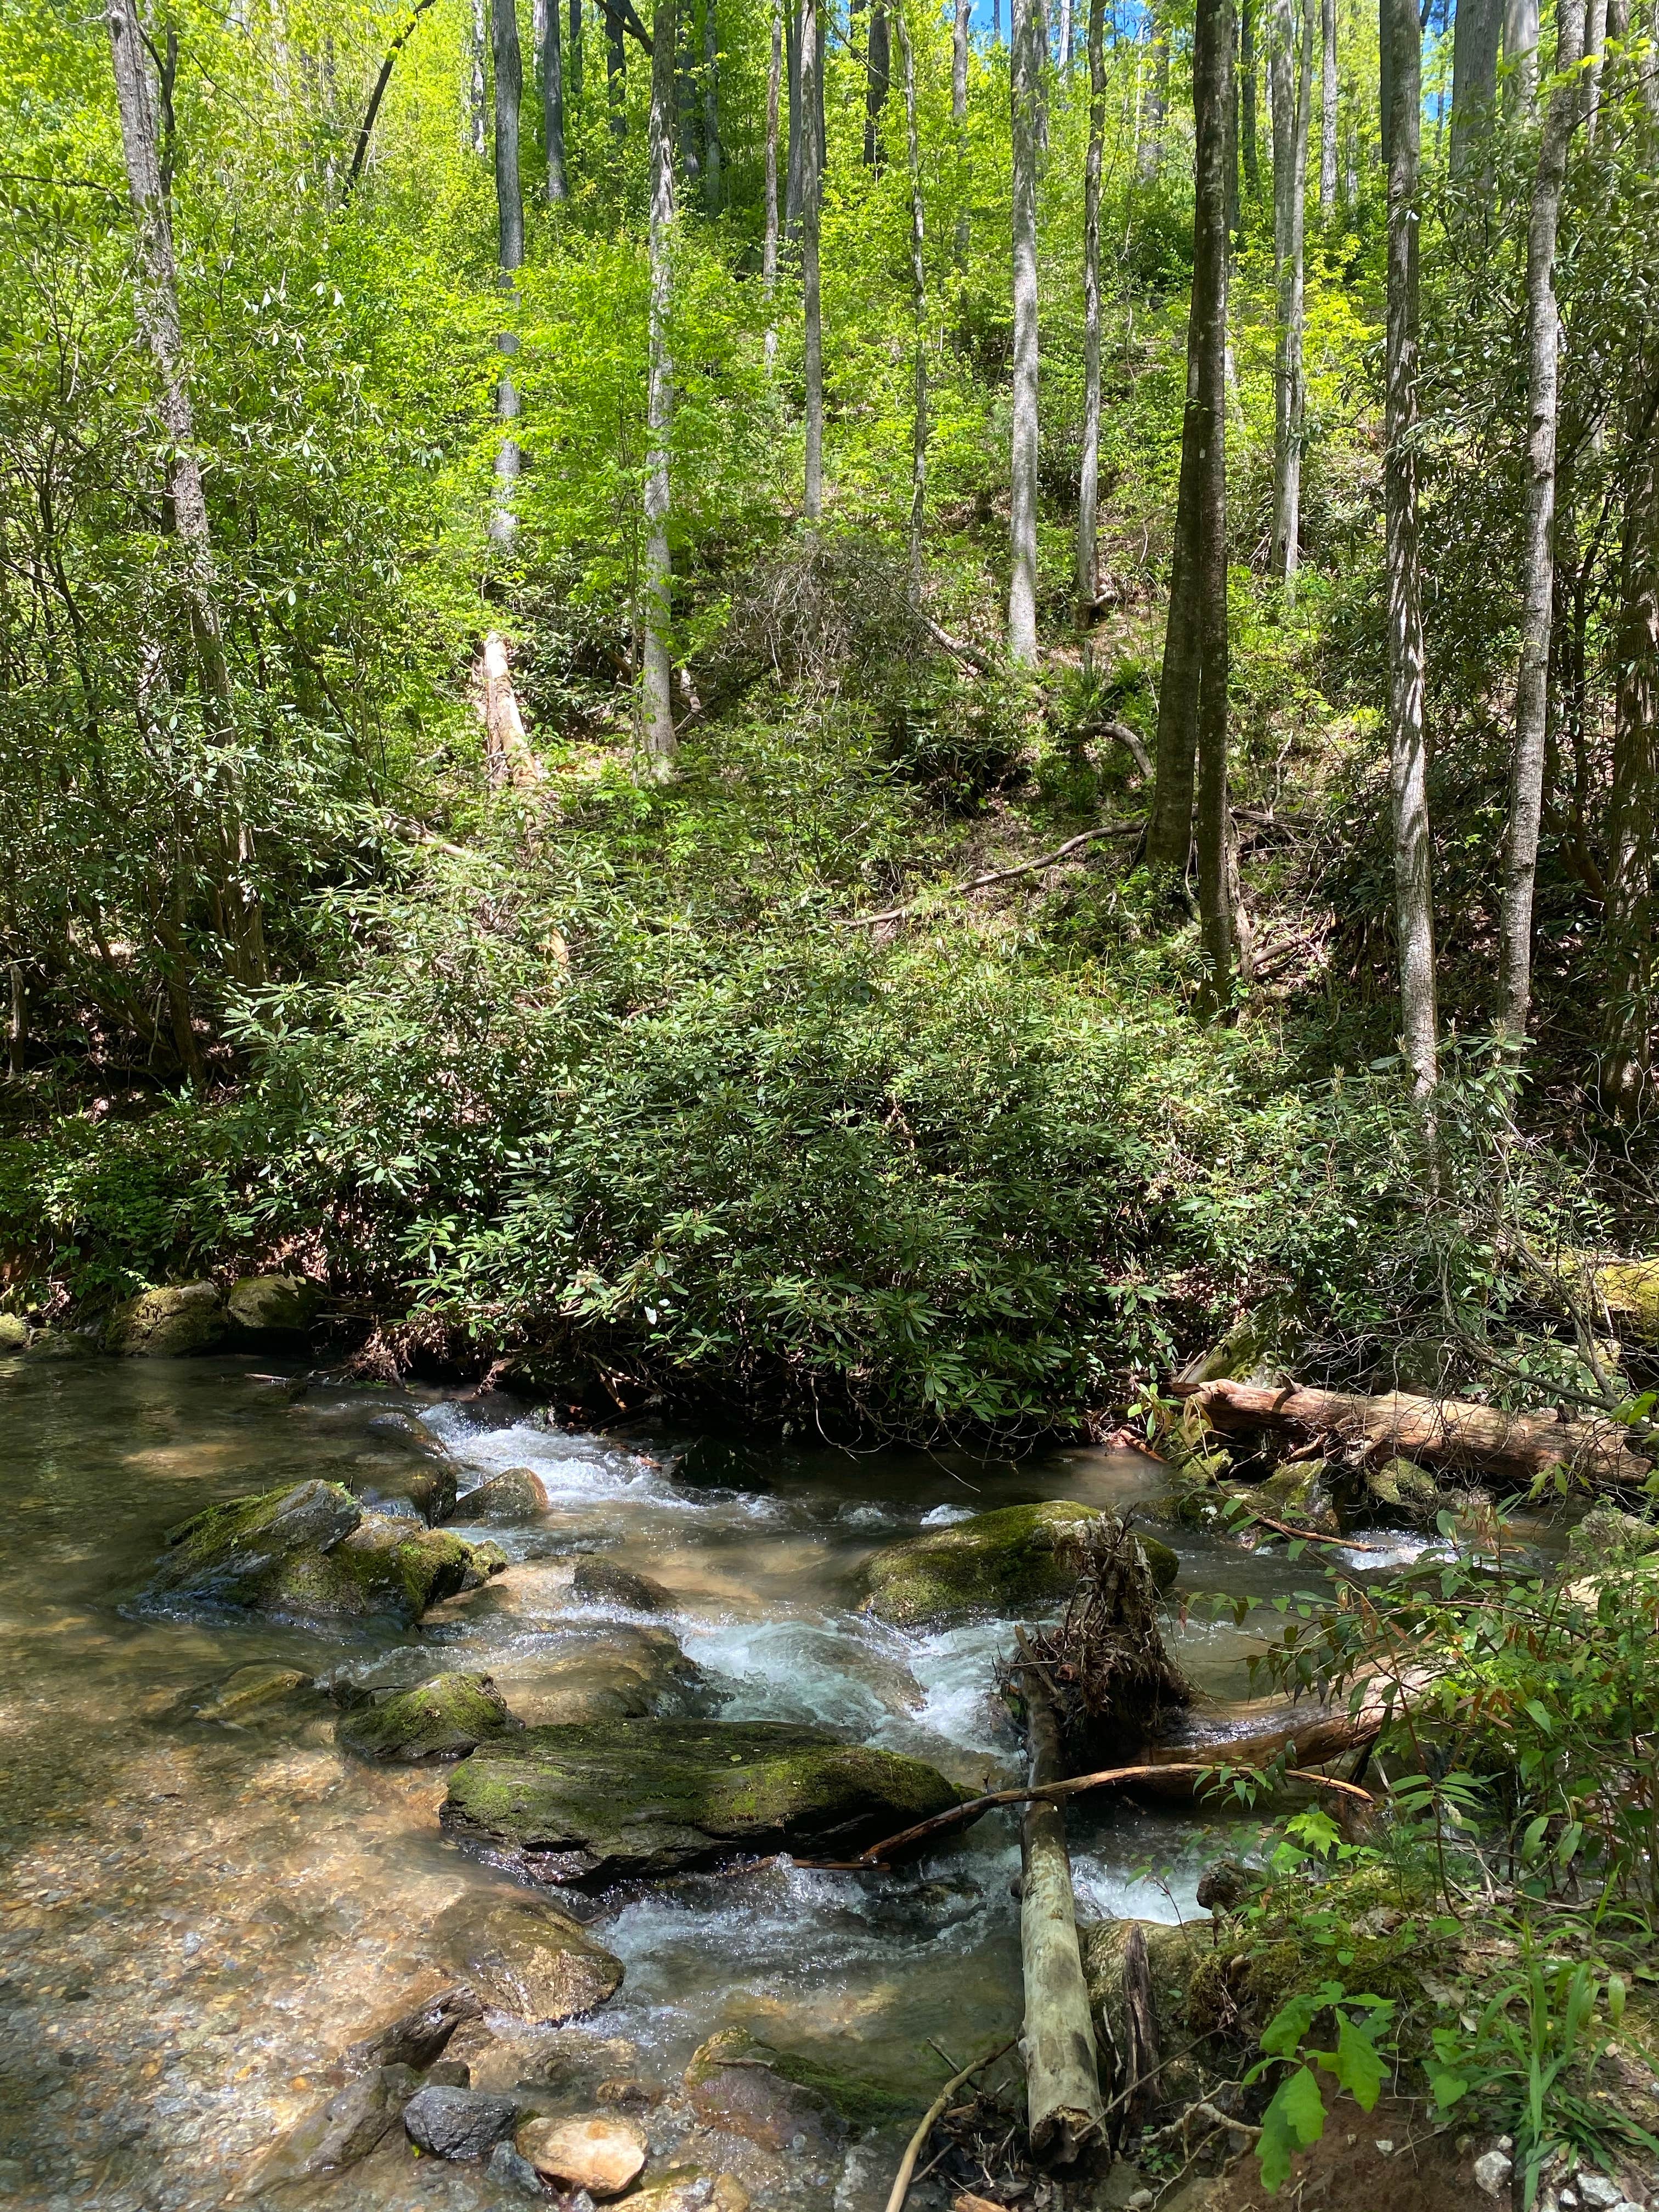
[
  {"left": 141, "top": 1480, "right": 498, "bottom": 1626},
  {"left": 860, "top": 1500, "right": 1177, "bottom": 1628},
  {"left": 442, "top": 1718, "right": 964, "bottom": 1887},
  {"left": 345, "top": 1984, "right": 482, "bottom": 2073},
  {"left": 337, "top": 1672, "right": 522, "bottom": 1762},
  {"left": 459, "top": 1465, "right": 551, "bottom": 1520},
  {"left": 434, "top": 1892, "right": 624, "bottom": 2023},
  {"left": 572, "top": 1555, "right": 675, "bottom": 1613},
  {"left": 515, "top": 2114, "right": 647, "bottom": 2198},
  {"left": 685, "top": 2025, "right": 907, "bottom": 2141},
  {"left": 626, "top": 2173, "right": 750, "bottom": 2212},
  {"left": 225, "top": 1273, "right": 324, "bottom": 1340},
  {"left": 403, "top": 2084, "right": 522, "bottom": 2160},
  {"left": 240, "top": 2062, "right": 419, "bottom": 2193},
  {"left": 496, "top": 1624, "right": 704, "bottom": 1727},
  {"left": 105, "top": 1280, "right": 227, "bottom": 1357},
  {"left": 18, "top": 1327, "right": 96, "bottom": 1362}
]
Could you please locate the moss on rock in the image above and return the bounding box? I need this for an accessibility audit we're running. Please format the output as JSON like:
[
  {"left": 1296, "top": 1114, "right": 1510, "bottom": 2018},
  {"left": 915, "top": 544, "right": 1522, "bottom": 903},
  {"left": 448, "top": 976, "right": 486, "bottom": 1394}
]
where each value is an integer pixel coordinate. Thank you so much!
[
  {"left": 105, "top": 1281, "right": 227, "bottom": 1357},
  {"left": 859, "top": 1500, "right": 1176, "bottom": 1628},
  {"left": 225, "top": 1273, "right": 324, "bottom": 1339},
  {"left": 433, "top": 1892, "right": 623, "bottom": 2023},
  {"left": 267, "top": 1515, "right": 484, "bottom": 1625},
  {"left": 442, "top": 1718, "right": 964, "bottom": 1888},
  {"left": 338, "top": 1672, "right": 523, "bottom": 1762}
]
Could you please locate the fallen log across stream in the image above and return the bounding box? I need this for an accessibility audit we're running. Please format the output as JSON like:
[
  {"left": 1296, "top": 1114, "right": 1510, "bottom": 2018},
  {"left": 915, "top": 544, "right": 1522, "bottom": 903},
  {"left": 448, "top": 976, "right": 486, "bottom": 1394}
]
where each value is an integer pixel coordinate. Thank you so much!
[{"left": 1172, "top": 1374, "right": 1651, "bottom": 1489}]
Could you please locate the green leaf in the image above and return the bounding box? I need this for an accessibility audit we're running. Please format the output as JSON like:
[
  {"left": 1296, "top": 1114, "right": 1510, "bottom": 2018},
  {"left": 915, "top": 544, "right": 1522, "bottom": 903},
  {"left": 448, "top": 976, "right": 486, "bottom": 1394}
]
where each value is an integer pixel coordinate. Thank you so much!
[
  {"left": 1427, "top": 2068, "right": 1470, "bottom": 2110},
  {"left": 1257, "top": 2066, "right": 1328, "bottom": 2194},
  {"left": 1330, "top": 2014, "right": 1387, "bottom": 2112}
]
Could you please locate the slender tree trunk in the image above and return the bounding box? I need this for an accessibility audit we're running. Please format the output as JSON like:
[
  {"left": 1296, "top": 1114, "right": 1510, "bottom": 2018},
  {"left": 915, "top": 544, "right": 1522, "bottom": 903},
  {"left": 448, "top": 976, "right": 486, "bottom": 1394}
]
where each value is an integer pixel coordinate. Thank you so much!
[
  {"left": 1228, "top": 10, "right": 1242, "bottom": 234},
  {"left": 866, "top": 1, "right": 890, "bottom": 164},
  {"left": 786, "top": 0, "right": 803, "bottom": 234},
  {"left": 764, "top": 0, "right": 782, "bottom": 365},
  {"left": 703, "top": 0, "right": 722, "bottom": 207},
  {"left": 1076, "top": 0, "right": 1106, "bottom": 629},
  {"left": 543, "top": 0, "right": 568, "bottom": 199},
  {"left": 569, "top": 0, "right": 583, "bottom": 105},
  {"left": 678, "top": 3, "right": 702, "bottom": 185},
  {"left": 1060, "top": 0, "right": 1074, "bottom": 69},
  {"left": 1383, "top": 0, "right": 1437, "bottom": 1091},
  {"left": 1497, "top": 0, "right": 1588, "bottom": 1039},
  {"left": 1451, "top": 0, "right": 1502, "bottom": 175},
  {"left": 802, "top": 0, "right": 824, "bottom": 521},
  {"left": 899, "top": 8, "right": 928, "bottom": 598},
  {"left": 954, "top": 0, "right": 971, "bottom": 263},
  {"left": 1242, "top": 0, "right": 1260, "bottom": 189},
  {"left": 471, "top": 0, "right": 489, "bottom": 153},
  {"left": 1584, "top": 0, "right": 1608, "bottom": 136},
  {"left": 1141, "top": 12, "right": 1169, "bottom": 174},
  {"left": 607, "top": 0, "right": 627, "bottom": 137},
  {"left": 1601, "top": 376, "right": 1659, "bottom": 1116},
  {"left": 1271, "top": 0, "right": 1312, "bottom": 592},
  {"left": 643, "top": 0, "right": 678, "bottom": 772},
  {"left": 1504, "top": 0, "right": 1540, "bottom": 107},
  {"left": 1193, "top": 0, "right": 1238, "bottom": 1003},
  {"left": 491, "top": 0, "right": 525, "bottom": 549},
  {"left": 1319, "top": 0, "right": 1337, "bottom": 212},
  {"left": 1379, "top": 0, "right": 1393, "bottom": 161},
  {"left": 1008, "top": 0, "right": 1045, "bottom": 662}
]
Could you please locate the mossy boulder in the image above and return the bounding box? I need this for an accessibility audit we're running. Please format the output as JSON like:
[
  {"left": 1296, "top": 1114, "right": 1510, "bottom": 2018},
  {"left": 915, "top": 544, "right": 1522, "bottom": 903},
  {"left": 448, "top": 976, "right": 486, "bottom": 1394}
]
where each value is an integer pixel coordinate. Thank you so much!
[
  {"left": 441, "top": 1718, "right": 965, "bottom": 1888},
  {"left": 225, "top": 1273, "right": 324, "bottom": 1340},
  {"left": 338, "top": 1673, "right": 523, "bottom": 1762},
  {"left": 458, "top": 1466, "right": 550, "bottom": 1521},
  {"left": 497, "top": 1626, "right": 704, "bottom": 1727},
  {"left": 1365, "top": 1456, "right": 1444, "bottom": 1520},
  {"left": 433, "top": 1892, "right": 624, "bottom": 2023},
  {"left": 685, "top": 2027, "right": 912, "bottom": 2137},
  {"left": 105, "top": 1280, "right": 227, "bottom": 1357},
  {"left": 1568, "top": 1505, "right": 1659, "bottom": 1570},
  {"left": 141, "top": 1480, "right": 497, "bottom": 1626},
  {"left": 0, "top": 1313, "right": 28, "bottom": 1354},
  {"left": 1235, "top": 1460, "right": 1340, "bottom": 1536},
  {"left": 571, "top": 1556, "right": 674, "bottom": 1613},
  {"left": 19, "top": 1327, "right": 95, "bottom": 1362},
  {"left": 859, "top": 1500, "right": 1176, "bottom": 1628}
]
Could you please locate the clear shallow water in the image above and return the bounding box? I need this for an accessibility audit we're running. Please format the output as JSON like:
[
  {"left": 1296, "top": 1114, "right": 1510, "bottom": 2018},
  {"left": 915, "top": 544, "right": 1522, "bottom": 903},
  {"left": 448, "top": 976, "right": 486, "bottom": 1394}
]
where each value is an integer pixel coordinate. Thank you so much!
[{"left": 0, "top": 1356, "right": 1404, "bottom": 2211}]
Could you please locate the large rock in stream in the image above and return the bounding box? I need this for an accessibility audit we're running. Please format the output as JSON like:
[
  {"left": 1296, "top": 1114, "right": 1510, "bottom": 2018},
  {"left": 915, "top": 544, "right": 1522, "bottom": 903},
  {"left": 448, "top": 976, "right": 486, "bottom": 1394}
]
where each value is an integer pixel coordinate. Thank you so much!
[
  {"left": 140, "top": 1480, "right": 500, "bottom": 1626},
  {"left": 859, "top": 1500, "right": 1178, "bottom": 1629},
  {"left": 441, "top": 1719, "right": 965, "bottom": 1887}
]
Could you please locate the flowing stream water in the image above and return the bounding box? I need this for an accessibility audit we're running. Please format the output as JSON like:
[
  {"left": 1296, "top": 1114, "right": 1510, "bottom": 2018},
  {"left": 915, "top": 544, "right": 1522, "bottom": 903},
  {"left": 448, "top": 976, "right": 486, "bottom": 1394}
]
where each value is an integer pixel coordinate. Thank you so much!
[{"left": 0, "top": 1353, "right": 1433, "bottom": 2212}]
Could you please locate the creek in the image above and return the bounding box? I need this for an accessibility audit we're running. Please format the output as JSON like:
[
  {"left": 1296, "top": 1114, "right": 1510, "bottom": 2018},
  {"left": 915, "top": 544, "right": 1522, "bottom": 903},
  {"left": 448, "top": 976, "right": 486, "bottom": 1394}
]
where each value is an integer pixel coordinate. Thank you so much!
[{"left": 0, "top": 1354, "right": 1434, "bottom": 2212}]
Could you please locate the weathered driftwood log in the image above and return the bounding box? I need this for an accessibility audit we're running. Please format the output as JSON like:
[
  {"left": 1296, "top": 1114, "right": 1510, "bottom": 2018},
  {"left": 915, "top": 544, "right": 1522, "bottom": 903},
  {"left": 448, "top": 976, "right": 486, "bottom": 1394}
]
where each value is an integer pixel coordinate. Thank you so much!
[
  {"left": 1132, "top": 1695, "right": 1387, "bottom": 1804},
  {"left": 1017, "top": 1643, "right": 1107, "bottom": 2168},
  {"left": 1172, "top": 1375, "right": 1650, "bottom": 1489}
]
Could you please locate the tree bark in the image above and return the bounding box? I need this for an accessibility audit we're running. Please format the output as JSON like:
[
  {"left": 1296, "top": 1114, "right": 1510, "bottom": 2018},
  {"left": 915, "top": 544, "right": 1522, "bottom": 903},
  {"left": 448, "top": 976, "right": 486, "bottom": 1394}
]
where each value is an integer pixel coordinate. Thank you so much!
[
  {"left": 1504, "top": 0, "right": 1540, "bottom": 106},
  {"left": 954, "top": 0, "right": 971, "bottom": 263},
  {"left": 543, "top": 0, "right": 568, "bottom": 200},
  {"left": 1319, "top": 0, "right": 1337, "bottom": 212},
  {"left": 1017, "top": 1651, "right": 1106, "bottom": 2168},
  {"left": 641, "top": 0, "right": 678, "bottom": 775},
  {"left": 1242, "top": 0, "right": 1260, "bottom": 190},
  {"left": 678, "top": 3, "right": 702, "bottom": 188},
  {"left": 1059, "top": 0, "right": 1074, "bottom": 69},
  {"left": 1076, "top": 0, "right": 1107, "bottom": 630},
  {"left": 1497, "top": 0, "right": 1587, "bottom": 1040},
  {"left": 607, "top": 0, "right": 627, "bottom": 137},
  {"left": 865, "top": 0, "right": 890, "bottom": 166},
  {"left": 570, "top": 0, "right": 583, "bottom": 105},
  {"left": 1270, "top": 0, "right": 1313, "bottom": 594},
  {"left": 491, "top": 0, "right": 526, "bottom": 550},
  {"left": 1383, "top": 0, "right": 1437, "bottom": 1092},
  {"left": 1192, "top": 0, "right": 1238, "bottom": 1006},
  {"left": 1601, "top": 376, "right": 1659, "bottom": 1117},
  {"left": 1451, "top": 0, "right": 1502, "bottom": 176},
  {"left": 1140, "top": 13, "right": 1169, "bottom": 176},
  {"left": 481, "top": 632, "right": 542, "bottom": 788},
  {"left": 801, "top": 0, "right": 824, "bottom": 523},
  {"left": 1008, "top": 0, "right": 1045, "bottom": 663},
  {"left": 1171, "top": 1373, "right": 1653, "bottom": 1488},
  {"left": 786, "top": 0, "right": 803, "bottom": 235},
  {"left": 702, "top": 0, "right": 722, "bottom": 208},
  {"left": 471, "top": 0, "right": 489, "bottom": 154},
  {"left": 764, "top": 0, "right": 782, "bottom": 366},
  {"left": 899, "top": 9, "right": 928, "bottom": 600},
  {"left": 1584, "top": 0, "right": 1608, "bottom": 136}
]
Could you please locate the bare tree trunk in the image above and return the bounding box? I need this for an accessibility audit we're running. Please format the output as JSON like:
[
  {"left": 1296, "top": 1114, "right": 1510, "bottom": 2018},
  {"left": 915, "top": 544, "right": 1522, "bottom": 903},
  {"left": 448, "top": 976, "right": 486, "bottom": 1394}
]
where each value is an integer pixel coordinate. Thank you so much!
[
  {"left": 1504, "top": 0, "right": 1539, "bottom": 107},
  {"left": 954, "top": 0, "right": 971, "bottom": 263},
  {"left": 543, "top": 0, "right": 568, "bottom": 199},
  {"left": 1451, "top": 0, "right": 1502, "bottom": 175},
  {"left": 491, "top": 0, "right": 526, "bottom": 549},
  {"left": 471, "top": 0, "right": 489, "bottom": 153},
  {"left": 1270, "top": 0, "right": 1313, "bottom": 594},
  {"left": 1242, "top": 0, "right": 1260, "bottom": 190},
  {"left": 786, "top": 0, "right": 803, "bottom": 235},
  {"left": 703, "top": 0, "right": 722, "bottom": 208},
  {"left": 642, "top": 0, "right": 679, "bottom": 772},
  {"left": 1583, "top": 0, "right": 1608, "bottom": 134},
  {"left": 1140, "top": 11, "right": 1169, "bottom": 174},
  {"left": 801, "top": 0, "right": 824, "bottom": 522},
  {"left": 1193, "top": 0, "right": 1238, "bottom": 1005},
  {"left": 865, "top": 0, "right": 890, "bottom": 165},
  {"left": 1059, "top": 0, "right": 1074, "bottom": 69},
  {"left": 678, "top": 4, "right": 703, "bottom": 188},
  {"left": 764, "top": 0, "right": 782, "bottom": 365},
  {"left": 570, "top": 0, "right": 583, "bottom": 106},
  {"left": 1601, "top": 376, "right": 1659, "bottom": 1117},
  {"left": 1076, "top": 0, "right": 1106, "bottom": 630},
  {"left": 1008, "top": 0, "right": 1045, "bottom": 663},
  {"left": 899, "top": 8, "right": 928, "bottom": 598},
  {"left": 1383, "top": 0, "right": 1437, "bottom": 1092},
  {"left": 1497, "top": 0, "right": 1587, "bottom": 1039},
  {"left": 607, "top": 0, "right": 627, "bottom": 137},
  {"left": 1319, "top": 0, "right": 1337, "bottom": 212}
]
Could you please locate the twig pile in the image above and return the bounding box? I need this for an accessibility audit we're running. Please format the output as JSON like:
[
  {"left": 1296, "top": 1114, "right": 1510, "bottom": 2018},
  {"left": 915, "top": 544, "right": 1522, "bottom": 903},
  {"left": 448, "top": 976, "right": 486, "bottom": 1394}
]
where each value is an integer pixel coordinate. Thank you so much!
[{"left": 1011, "top": 1515, "right": 1192, "bottom": 1770}]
